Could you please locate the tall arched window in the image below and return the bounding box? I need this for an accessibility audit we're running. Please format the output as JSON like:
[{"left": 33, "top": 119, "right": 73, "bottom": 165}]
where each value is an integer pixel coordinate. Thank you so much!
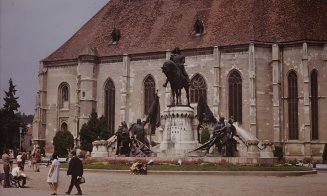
[
  {"left": 105, "top": 78, "right": 115, "bottom": 134},
  {"left": 144, "top": 75, "right": 156, "bottom": 114},
  {"left": 288, "top": 71, "right": 298, "bottom": 140},
  {"left": 61, "top": 122, "right": 68, "bottom": 131},
  {"left": 311, "top": 70, "right": 318, "bottom": 140},
  {"left": 190, "top": 74, "right": 207, "bottom": 103},
  {"left": 228, "top": 70, "right": 242, "bottom": 123},
  {"left": 59, "top": 83, "right": 69, "bottom": 109}
]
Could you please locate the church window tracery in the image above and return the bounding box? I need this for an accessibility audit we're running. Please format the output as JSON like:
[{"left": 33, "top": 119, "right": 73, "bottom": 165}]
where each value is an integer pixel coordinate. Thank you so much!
[
  {"left": 144, "top": 75, "right": 156, "bottom": 115},
  {"left": 105, "top": 78, "right": 115, "bottom": 134},
  {"left": 228, "top": 70, "right": 242, "bottom": 123},
  {"left": 59, "top": 83, "right": 69, "bottom": 109},
  {"left": 190, "top": 74, "right": 207, "bottom": 103},
  {"left": 311, "top": 70, "right": 318, "bottom": 140},
  {"left": 288, "top": 70, "right": 298, "bottom": 140}
]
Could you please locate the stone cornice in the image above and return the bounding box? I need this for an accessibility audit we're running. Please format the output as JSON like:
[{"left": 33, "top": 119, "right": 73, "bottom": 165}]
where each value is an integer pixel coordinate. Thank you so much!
[
  {"left": 100, "top": 56, "right": 123, "bottom": 64},
  {"left": 161, "top": 106, "right": 194, "bottom": 119},
  {"left": 41, "top": 41, "right": 327, "bottom": 66},
  {"left": 43, "top": 59, "right": 78, "bottom": 67},
  {"left": 79, "top": 55, "right": 99, "bottom": 63},
  {"left": 130, "top": 52, "right": 166, "bottom": 61}
]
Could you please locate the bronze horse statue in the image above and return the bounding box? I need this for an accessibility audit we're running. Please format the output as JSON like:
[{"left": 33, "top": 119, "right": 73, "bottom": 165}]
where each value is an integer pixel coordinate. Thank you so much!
[{"left": 161, "top": 60, "right": 190, "bottom": 106}]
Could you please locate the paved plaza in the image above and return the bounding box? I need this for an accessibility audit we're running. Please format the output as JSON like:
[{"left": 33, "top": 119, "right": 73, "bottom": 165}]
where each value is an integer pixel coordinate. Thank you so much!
[{"left": 1, "top": 164, "right": 327, "bottom": 196}]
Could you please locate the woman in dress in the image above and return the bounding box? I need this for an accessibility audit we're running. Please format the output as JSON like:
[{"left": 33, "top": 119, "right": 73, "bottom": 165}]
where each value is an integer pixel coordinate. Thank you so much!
[{"left": 47, "top": 153, "right": 60, "bottom": 195}]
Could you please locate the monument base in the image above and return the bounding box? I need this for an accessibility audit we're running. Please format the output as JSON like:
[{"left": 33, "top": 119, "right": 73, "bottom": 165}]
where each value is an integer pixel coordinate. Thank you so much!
[
  {"left": 91, "top": 140, "right": 109, "bottom": 157},
  {"left": 158, "top": 106, "right": 199, "bottom": 157}
]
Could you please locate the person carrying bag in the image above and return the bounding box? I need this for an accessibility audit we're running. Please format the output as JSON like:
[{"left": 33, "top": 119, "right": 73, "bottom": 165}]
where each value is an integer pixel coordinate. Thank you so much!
[{"left": 65, "top": 151, "right": 83, "bottom": 195}]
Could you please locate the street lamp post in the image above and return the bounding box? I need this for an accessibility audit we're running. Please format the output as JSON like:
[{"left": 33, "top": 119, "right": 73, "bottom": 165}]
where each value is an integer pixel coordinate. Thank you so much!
[{"left": 19, "top": 127, "right": 23, "bottom": 152}]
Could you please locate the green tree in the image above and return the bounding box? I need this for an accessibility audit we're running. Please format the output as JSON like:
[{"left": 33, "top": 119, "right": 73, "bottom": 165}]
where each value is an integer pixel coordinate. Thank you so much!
[
  {"left": 273, "top": 145, "right": 284, "bottom": 162},
  {"left": 0, "top": 78, "right": 25, "bottom": 154},
  {"left": 80, "top": 111, "right": 110, "bottom": 152},
  {"left": 200, "top": 128, "right": 210, "bottom": 144},
  {"left": 53, "top": 130, "right": 74, "bottom": 156}
]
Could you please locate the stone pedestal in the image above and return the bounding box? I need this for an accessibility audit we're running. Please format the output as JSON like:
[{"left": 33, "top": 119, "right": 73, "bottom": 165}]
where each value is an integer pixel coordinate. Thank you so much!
[
  {"left": 159, "top": 106, "right": 198, "bottom": 157},
  {"left": 247, "top": 140, "right": 260, "bottom": 158},
  {"left": 260, "top": 140, "right": 274, "bottom": 158},
  {"left": 91, "top": 140, "right": 109, "bottom": 157}
]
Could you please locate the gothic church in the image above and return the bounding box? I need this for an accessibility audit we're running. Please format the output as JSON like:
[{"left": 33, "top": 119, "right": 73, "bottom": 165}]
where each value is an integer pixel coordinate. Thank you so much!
[{"left": 33, "top": 0, "right": 327, "bottom": 160}]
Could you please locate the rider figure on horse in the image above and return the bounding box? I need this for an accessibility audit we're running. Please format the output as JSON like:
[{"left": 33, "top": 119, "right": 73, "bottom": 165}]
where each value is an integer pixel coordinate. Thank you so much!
[{"left": 163, "top": 47, "right": 190, "bottom": 87}]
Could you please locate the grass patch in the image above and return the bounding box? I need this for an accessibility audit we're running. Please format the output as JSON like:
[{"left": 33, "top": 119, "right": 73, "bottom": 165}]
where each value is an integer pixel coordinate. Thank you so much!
[{"left": 61, "top": 163, "right": 311, "bottom": 171}]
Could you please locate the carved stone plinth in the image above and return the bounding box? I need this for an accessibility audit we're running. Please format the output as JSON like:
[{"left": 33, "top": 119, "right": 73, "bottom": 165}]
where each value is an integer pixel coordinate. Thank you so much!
[
  {"left": 159, "top": 106, "right": 198, "bottom": 157},
  {"left": 260, "top": 140, "right": 274, "bottom": 158},
  {"left": 247, "top": 140, "right": 260, "bottom": 158},
  {"left": 91, "top": 140, "right": 109, "bottom": 157}
]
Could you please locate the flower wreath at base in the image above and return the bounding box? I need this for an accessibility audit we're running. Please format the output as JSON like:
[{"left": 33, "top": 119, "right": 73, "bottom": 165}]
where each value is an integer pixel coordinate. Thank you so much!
[{"left": 130, "top": 162, "right": 147, "bottom": 175}]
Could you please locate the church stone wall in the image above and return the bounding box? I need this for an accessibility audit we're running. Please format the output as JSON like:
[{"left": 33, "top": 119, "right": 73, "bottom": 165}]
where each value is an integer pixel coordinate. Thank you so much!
[
  {"left": 128, "top": 58, "right": 167, "bottom": 124},
  {"left": 282, "top": 44, "right": 327, "bottom": 159},
  {"left": 36, "top": 43, "right": 327, "bottom": 159},
  {"left": 96, "top": 61, "right": 124, "bottom": 129},
  {"left": 186, "top": 53, "right": 215, "bottom": 108},
  {"left": 307, "top": 45, "right": 327, "bottom": 142},
  {"left": 44, "top": 65, "right": 78, "bottom": 152},
  {"left": 219, "top": 49, "right": 250, "bottom": 131},
  {"left": 255, "top": 46, "right": 273, "bottom": 141}
]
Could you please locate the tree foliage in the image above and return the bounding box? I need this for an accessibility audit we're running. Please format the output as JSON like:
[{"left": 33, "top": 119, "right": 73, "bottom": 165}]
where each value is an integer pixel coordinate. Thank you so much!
[
  {"left": 16, "top": 112, "right": 34, "bottom": 125},
  {"left": 200, "top": 128, "right": 210, "bottom": 144},
  {"left": 3, "top": 78, "right": 20, "bottom": 113},
  {"left": 0, "top": 78, "right": 26, "bottom": 154},
  {"left": 53, "top": 130, "right": 74, "bottom": 156},
  {"left": 273, "top": 145, "right": 284, "bottom": 162},
  {"left": 80, "top": 111, "right": 110, "bottom": 152}
]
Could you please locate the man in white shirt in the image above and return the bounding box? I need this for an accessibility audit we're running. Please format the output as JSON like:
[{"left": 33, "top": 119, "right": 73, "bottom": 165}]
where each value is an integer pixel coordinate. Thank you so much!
[
  {"left": 12, "top": 165, "right": 27, "bottom": 188},
  {"left": 16, "top": 153, "right": 22, "bottom": 167}
]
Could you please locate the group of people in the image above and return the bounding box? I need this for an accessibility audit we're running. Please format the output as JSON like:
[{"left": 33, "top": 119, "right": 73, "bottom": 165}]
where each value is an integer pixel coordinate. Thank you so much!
[
  {"left": 212, "top": 117, "right": 238, "bottom": 156},
  {"left": 2, "top": 149, "right": 84, "bottom": 195},
  {"left": 115, "top": 119, "right": 152, "bottom": 157},
  {"left": 1, "top": 149, "right": 28, "bottom": 188},
  {"left": 47, "top": 151, "right": 84, "bottom": 195},
  {"left": 193, "top": 116, "right": 238, "bottom": 157}
]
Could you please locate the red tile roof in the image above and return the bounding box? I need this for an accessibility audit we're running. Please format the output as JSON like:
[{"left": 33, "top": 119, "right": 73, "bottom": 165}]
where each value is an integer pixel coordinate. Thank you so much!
[{"left": 44, "top": 0, "right": 327, "bottom": 62}]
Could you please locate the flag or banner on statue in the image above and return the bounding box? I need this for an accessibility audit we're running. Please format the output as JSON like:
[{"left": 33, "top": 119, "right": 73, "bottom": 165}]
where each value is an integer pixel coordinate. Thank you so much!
[{"left": 147, "top": 92, "right": 160, "bottom": 134}]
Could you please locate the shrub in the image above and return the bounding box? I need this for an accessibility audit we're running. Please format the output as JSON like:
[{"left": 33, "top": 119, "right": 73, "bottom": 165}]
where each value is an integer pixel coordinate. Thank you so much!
[
  {"left": 273, "top": 145, "right": 284, "bottom": 162},
  {"left": 200, "top": 128, "right": 210, "bottom": 144},
  {"left": 80, "top": 111, "right": 111, "bottom": 152},
  {"left": 322, "top": 144, "right": 327, "bottom": 162},
  {"left": 53, "top": 130, "right": 74, "bottom": 156}
]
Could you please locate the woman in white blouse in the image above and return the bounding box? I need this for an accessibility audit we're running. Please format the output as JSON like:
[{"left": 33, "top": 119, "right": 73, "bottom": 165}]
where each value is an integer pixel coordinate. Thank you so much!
[{"left": 47, "top": 153, "right": 60, "bottom": 195}]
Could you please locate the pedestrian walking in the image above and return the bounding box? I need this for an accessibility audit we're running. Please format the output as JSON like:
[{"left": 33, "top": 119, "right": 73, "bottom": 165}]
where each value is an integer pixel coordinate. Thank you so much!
[
  {"left": 1, "top": 149, "right": 11, "bottom": 188},
  {"left": 65, "top": 151, "right": 83, "bottom": 195},
  {"left": 21, "top": 151, "right": 27, "bottom": 171},
  {"left": 47, "top": 153, "right": 60, "bottom": 195},
  {"left": 32, "top": 148, "right": 41, "bottom": 172}
]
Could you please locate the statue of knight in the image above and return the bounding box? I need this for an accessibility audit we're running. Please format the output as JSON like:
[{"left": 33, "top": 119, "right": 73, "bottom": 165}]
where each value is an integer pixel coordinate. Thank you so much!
[{"left": 163, "top": 47, "right": 190, "bottom": 87}]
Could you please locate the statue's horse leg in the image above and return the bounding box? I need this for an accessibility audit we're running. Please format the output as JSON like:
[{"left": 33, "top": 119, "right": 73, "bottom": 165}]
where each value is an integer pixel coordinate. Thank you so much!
[
  {"left": 171, "top": 87, "right": 176, "bottom": 106},
  {"left": 176, "top": 88, "right": 181, "bottom": 105},
  {"left": 184, "top": 85, "right": 190, "bottom": 106}
]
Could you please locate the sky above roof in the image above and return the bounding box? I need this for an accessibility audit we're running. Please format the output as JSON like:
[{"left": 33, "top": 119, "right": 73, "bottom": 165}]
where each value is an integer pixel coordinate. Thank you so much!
[{"left": 0, "top": 0, "right": 108, "bottom": 115}]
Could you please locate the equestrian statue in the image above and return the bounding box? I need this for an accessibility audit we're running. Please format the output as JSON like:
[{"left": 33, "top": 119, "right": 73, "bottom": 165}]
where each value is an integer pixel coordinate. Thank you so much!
[{"left": 162, "top": 47, "right": 190, "bottom": 106}]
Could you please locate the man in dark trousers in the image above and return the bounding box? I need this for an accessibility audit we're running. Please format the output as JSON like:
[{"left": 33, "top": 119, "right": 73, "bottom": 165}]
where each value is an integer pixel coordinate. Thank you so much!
[
  {"left": 1, "top": 149, "right": 11, "bottom": 188},
  {"left": 66, "top": 151, "right": 83, "bottom": 195}
]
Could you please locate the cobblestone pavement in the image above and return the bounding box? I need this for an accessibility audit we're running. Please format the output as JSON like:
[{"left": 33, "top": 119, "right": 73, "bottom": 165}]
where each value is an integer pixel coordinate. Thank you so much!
[{"left": 1, "top": 164, "right": 327, "bottom": 196}]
